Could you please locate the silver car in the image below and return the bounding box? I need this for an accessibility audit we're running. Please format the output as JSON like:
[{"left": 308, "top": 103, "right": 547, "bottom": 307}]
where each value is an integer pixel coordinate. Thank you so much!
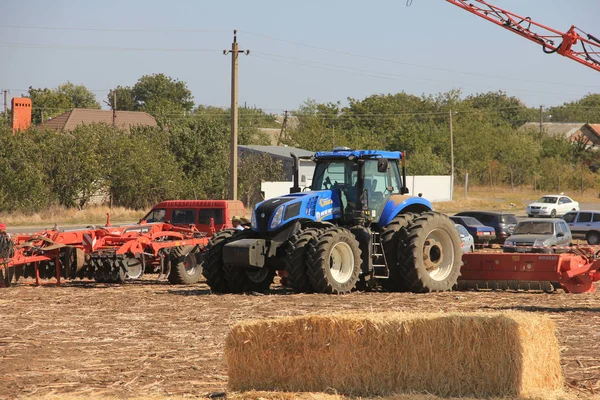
[
  {"left": 503, "top": 219, "right": 572, "bottom": 253},
  {"left": 455, "top": 224, "right": 474, "bottom": 253}
]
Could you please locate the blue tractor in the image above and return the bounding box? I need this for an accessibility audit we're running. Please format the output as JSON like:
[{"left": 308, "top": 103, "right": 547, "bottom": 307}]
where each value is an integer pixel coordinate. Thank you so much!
[{"left": 202, "top": 148, "right": 462, "bottom": 294}]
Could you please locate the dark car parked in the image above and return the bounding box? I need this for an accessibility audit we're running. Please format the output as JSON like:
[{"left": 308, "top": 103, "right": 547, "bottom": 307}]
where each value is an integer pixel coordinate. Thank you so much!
[
  {"left": 450, "top": 216, "right": 496, "bottom": 247},
  {"left": 454, "top": 211, "right": 518, "bottom": 244}
]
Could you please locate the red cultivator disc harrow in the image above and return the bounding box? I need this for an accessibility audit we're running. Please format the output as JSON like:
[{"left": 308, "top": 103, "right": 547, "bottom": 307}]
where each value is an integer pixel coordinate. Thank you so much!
[{"left": 0, "top": 222, "right": 210, "bottom": 287}]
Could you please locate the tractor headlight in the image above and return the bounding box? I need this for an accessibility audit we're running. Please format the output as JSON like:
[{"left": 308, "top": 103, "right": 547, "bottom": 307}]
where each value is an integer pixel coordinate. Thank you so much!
[
  {"left": 270, "top": 205, "right": 285, "bottom": 229},
  {"left": 251, "top": 211, "right": 257, "bottom": 230}
]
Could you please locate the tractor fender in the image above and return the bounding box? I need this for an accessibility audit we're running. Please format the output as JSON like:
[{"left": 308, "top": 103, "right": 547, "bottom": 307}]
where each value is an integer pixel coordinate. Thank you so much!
[{"left": 379, "top": 195, "right": 432, "bottom": 227}]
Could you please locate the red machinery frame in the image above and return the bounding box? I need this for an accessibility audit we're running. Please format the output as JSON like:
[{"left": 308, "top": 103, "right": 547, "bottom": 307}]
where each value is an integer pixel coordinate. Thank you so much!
[
  {"left": 0, "top": 221, "right": 211, "bottom": 287},
  {"left": 461, "top": 250, "right": 600, "bottom": 293},
  {"left": 445, "top": 0, "right": 600, "bottom": 72}
]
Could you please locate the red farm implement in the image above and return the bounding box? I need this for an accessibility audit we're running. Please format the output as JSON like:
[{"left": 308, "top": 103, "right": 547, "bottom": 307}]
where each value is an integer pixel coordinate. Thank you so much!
[
  {"left": 0, "top": 222, "right": 209, "bottom": 287},
  {"left": 459, "top": 249, "right": 600, "bottom": 293}
]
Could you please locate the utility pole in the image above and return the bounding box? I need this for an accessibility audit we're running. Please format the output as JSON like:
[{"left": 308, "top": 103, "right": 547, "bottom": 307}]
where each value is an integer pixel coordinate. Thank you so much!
[
  {"left": 112, "top": 91, "right": 117, "bottom": 127},
  {"left": 449, "top": 109, "right": 454, "bottom": 199},
  {"left": 277, "top": 110, "right": 289, "bottom": 145},
  {"left": 539, "top": 105, "right": 544, "bottom": 133},
  {"left": 224, "top": 30, "right": 250, "bottom": 200}
]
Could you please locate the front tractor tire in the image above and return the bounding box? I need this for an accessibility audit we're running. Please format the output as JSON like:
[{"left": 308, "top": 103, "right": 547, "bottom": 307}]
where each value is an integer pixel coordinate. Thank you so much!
[
  {"left": 307, "top": 227, "right": 361, "bottom": 294},
  {"left": 168, "top": 245, "right": 203, "bottom": 284},
  {"left": 401, "top": 212, "right": 462, "bottom": 292},
  {"left": 284, "top": 227, "right": 322, "bottom": 293},
  {"left": 202, "top": 229, "right": 236, "bottom": 293}
]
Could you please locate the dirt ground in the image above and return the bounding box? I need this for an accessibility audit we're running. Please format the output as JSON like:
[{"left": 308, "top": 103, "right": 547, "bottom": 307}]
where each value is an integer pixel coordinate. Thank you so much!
[{"left": 0, "top": 278, "right": 599, "bottom": 400}]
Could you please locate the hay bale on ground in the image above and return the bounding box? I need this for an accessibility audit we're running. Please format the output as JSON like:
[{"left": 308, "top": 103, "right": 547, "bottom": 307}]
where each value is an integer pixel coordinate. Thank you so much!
[{"left": 225, "top": 312, "right": 563, "bottom": 398}]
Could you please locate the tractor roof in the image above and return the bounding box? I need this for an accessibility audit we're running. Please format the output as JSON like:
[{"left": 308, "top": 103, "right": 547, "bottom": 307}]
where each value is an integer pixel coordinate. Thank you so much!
[{"left": 314, "top": 149, "right": 402, "bottom": 160}]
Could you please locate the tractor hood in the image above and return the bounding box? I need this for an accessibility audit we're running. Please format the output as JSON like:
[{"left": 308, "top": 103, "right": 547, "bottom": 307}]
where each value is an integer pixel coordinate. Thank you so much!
[{"left": 252, "top": 190, "right": 341, "bottom": 233}]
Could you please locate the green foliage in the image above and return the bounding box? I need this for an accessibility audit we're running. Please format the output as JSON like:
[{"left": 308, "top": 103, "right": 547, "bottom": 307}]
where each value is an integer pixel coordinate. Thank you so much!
[
  {"left": 107, "top": 73, "right": 194, "bottom": 119},
  {"left": 238, "top": 153, "right": 285, "bottom": 206},
  {"left": 548, "top": 94, "right": 600, "bottom": 123},
  {"left": 287, "top": 90, "right": 600, "bottom": 192},
  {"left": 27, "top": 82, "right": 100, "bottom": 124}
]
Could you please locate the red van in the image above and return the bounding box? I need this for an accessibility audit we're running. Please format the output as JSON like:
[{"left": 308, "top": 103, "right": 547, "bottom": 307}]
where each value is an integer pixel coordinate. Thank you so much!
[{"left": 140, "top": 200, "right": 247, "bottom": 234}]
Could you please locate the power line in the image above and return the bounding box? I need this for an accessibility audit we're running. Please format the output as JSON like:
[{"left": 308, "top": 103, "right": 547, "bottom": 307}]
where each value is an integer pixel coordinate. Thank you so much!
[
  {"left": 0, "top": 42, "right": 220, "bottom": 52},
  {"left": 242, "top": 30, "right": 600, "bottom": 90},
  {"left": 0, "top": 25, "right": 229, "bottom": 33},
  {"left": 252, "top": 52, "right": 586, "bottom": 99}
]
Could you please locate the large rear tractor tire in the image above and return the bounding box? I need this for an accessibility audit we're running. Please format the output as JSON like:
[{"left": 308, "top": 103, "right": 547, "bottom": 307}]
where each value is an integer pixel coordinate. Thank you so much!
[
  {"left": 202, "top": 229, "right": 236, "bottom": 293},
  {"left": 402, "top": 212, "right": 462, "bottom": 293},
  {"left": 401, "top": 212, "right": 462, "bottom": 292},
  {"left": 380, "top": 213, "right": 415, "bottom": 292},
  {"left": 284, "top": 227, "right": 322, "bottom": 293},
  {"left": 307, "top": 227, "right": 361, "bottom": 294},
  {"left": 168, "top": 245, "right": 203, "bottom": 284}
]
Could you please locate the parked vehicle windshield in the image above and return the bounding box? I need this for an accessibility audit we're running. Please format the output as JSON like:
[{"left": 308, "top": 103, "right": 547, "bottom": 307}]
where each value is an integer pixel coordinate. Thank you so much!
[
  {"left": 563, "top": 212, "right": 577, "bottom": 223},
  {"left": 537, "top": 196, "right": 558, "bottom": 204},
  {"left": 513, "top": 221, "right": 554, "bottom": 235}
]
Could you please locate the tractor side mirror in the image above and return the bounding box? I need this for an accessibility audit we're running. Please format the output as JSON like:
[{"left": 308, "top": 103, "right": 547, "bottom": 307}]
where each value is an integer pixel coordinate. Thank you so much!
[{"left": 377, "top": 158, "right": 388, "bottom": 173}]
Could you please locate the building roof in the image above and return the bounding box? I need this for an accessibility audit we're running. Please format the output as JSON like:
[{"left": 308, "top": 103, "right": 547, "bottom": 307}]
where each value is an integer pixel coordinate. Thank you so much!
[
  {"left": 238, "top": 145, "right": 314, "bottom": 159},
  {"left": 41, "top": 108, "right": 157, "bottom": 132},
  {"left": 519, "top": 122, "right": 586, "bottom": 138}
]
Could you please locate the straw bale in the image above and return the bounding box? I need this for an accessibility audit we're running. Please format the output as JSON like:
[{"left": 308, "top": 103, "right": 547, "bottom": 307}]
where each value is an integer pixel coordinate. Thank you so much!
[{"left": 225, "top": 312, "right": 563, "bottom": 398}]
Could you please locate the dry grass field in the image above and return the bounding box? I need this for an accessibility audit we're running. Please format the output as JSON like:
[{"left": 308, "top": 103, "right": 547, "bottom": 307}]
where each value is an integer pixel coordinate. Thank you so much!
[
  {"left": 0, "top": 278, "right": 599, "bottom": 400},
  {"left": 2, "top": 186, "right": 600, "bottom": 399}
]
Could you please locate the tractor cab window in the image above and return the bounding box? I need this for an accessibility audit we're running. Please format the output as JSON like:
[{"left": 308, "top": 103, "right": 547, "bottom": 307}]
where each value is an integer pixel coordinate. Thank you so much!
[
  {"left": 312, "top": 160, "right": 358, "bottom": 214},
  {"left": 363, "top": 160, "right": 393, "bottom": 215}
]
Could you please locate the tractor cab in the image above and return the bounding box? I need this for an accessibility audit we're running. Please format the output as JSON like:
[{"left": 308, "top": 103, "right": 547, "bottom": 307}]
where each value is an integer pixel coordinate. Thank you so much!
[{"left": 304, "top": 148, "right": 409, "bottom": 225}]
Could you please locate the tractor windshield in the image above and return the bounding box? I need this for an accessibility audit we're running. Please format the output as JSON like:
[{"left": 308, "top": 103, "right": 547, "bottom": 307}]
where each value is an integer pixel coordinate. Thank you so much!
[
  {"left": 312, "top": 160, "right": 358, "bottom": 198},
  {"left": 312, "top": 158, "right": 404, "bottom": 221}
]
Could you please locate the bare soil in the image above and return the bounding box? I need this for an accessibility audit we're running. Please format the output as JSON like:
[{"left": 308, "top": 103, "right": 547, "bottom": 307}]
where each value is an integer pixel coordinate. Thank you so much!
[{"left": 0, "top": 278, "right": 599, "bottom": 400}]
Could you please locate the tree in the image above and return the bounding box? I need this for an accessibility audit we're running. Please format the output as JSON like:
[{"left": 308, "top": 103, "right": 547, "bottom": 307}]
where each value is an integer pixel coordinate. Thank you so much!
[
  {"left": 107, "top": 74, "right": 194, "bottom": 119},
  {"left": 28, "top": 82, "right": 100, "bottom": 124},
  {"left": 238, "top": 153, "right": 285, "bottom": 206},
  {"left": 548, "top": 94, "right": 600, "bottom": 123},
  {"left": 465, "top": 91, "right": 537, "bottom": 128}
]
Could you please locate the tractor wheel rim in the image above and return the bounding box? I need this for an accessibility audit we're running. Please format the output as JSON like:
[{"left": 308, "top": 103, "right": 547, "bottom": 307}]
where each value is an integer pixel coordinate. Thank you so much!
[
  {"left": 246, "top": 267, "right": 270, "bottom": 283},
  {"left": 329, "top": 241, "right": 354, "bottom": 283},
  {"left": 423, "top": 228, "right": 454, "bottom": 281}
]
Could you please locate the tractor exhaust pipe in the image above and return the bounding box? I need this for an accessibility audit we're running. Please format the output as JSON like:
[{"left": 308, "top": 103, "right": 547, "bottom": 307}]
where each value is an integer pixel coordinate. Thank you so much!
[{"left": 290, "top": 152, "right": 301, "bottom": 194}]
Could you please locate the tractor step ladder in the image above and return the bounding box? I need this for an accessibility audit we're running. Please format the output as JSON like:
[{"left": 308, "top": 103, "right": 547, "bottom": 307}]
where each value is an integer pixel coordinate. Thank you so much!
[{"left": 371, "top": 231, "right": 389, "bottom": 278}]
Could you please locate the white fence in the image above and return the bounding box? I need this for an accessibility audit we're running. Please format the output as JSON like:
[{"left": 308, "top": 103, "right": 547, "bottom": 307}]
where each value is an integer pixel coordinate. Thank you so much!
[{"left": 261, "top": 176, "right": 452, "bottom": 203}]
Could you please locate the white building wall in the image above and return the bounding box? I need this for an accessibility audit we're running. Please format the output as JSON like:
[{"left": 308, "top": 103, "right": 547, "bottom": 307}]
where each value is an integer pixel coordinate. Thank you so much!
[{"left": 261, "top": 176, "right": 452, "bottom": 203}]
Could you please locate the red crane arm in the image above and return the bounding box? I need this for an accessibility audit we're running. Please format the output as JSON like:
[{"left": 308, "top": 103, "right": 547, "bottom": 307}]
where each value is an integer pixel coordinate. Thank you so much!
[{"left": 445, "top": 0, "right": 600, "bottom": 72}]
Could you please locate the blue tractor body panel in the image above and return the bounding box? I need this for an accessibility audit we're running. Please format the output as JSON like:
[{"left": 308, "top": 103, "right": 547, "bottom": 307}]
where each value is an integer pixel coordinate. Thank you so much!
[
  {"left": 252, "top": 190, "right": 342, "bottom": 233},
  {"left": 315, "top": 150, "right": 402, "bottom": 160},
  {"left": 378, "top": 195, "right": 433, "bottom": 227}
]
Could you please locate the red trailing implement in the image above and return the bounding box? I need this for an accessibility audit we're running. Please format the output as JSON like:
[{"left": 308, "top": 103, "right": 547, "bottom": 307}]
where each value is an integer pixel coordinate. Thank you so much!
[
  {"left": 0, "top": 222, "right": 209, "bottom": 287},
  {"left": 459, "top": 249, "right": 600, "bottom": 293}
]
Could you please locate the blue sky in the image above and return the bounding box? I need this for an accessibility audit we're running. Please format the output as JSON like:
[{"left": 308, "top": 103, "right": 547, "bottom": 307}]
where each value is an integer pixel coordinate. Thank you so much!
[{"left": 1, "top": 0, "right": 599, "bottom": 112}]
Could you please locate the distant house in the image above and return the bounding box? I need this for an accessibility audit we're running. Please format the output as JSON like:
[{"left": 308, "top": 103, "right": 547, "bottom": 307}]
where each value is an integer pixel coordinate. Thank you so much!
[
  {"left": 519, "top": 122, "right": 600, "bottom": 148},
  {"left": 238, "top": 145, "right": 315, "bottom": 184},
  {"left": 40, "top": 108, "right": 157, "bottom": 132}
]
